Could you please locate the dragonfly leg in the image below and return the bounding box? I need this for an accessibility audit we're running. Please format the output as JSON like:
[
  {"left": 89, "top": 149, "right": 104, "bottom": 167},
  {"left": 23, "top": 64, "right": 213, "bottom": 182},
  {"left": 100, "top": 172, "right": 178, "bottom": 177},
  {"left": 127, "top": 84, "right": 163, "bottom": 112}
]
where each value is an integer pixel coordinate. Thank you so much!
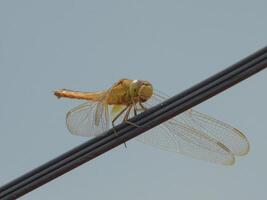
[
  {"left": 133, "top": 103, "right": 138, "bottom": 116},
  {"left": 124, "top": 105, "right": 141, "bottom": 128},
  {"left": 112, "top": 106, "right": 128, "bottom": 148},
  {"left": 139, "top": 102, "right": 148, "bottom": 111},
  {"left": 112, "top": 106, "right": 128, "bottom": 133}
]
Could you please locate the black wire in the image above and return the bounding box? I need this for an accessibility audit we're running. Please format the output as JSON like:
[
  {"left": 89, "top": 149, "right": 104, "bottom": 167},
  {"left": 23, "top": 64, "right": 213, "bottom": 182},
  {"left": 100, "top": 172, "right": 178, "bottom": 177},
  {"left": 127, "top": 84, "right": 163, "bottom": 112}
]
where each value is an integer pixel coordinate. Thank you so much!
[{"left": 0, "top": 46, "right": 266, "bottom": 200}]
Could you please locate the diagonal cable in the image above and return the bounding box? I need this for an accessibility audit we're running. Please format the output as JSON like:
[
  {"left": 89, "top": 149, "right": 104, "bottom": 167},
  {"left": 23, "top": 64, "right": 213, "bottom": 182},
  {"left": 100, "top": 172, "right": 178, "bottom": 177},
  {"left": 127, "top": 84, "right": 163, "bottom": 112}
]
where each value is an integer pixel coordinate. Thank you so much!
[{"left": 0, "top": 46, "right": 266, "bottom": 200}]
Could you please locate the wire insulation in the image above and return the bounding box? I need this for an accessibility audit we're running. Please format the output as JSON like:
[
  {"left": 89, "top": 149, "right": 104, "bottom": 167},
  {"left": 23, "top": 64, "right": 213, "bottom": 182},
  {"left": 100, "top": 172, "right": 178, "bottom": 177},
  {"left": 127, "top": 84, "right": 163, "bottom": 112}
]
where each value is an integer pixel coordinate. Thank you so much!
[{"left": 0, "top": 46, "right": 266, "bottom": 200}]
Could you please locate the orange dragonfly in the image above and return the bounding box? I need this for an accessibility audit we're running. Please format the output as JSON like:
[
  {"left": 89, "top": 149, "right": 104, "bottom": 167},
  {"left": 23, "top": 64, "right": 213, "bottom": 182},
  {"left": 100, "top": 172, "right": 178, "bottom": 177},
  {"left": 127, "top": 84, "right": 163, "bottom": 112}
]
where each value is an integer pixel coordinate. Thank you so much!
[{"left": 54, "top": 78, "right": 249, "bottom": 165}]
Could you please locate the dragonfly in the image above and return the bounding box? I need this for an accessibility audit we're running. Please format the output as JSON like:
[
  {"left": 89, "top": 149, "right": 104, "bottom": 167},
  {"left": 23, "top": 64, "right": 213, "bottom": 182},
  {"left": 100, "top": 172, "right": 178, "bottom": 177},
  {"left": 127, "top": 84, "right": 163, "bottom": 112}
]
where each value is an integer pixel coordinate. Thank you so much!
[{"left": 54, "top": 78, "right": 249, "bottom": 165}]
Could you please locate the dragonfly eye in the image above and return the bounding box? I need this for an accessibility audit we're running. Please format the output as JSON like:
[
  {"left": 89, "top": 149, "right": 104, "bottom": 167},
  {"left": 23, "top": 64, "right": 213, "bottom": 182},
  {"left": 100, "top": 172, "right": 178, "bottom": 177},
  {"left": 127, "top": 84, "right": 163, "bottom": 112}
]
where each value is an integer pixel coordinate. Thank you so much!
[
  {"left": 130, "top": 80, "right": 153, "bottom": 102},
  {"left": 139, "top": 83, "right": 153, "bottom": 102}
]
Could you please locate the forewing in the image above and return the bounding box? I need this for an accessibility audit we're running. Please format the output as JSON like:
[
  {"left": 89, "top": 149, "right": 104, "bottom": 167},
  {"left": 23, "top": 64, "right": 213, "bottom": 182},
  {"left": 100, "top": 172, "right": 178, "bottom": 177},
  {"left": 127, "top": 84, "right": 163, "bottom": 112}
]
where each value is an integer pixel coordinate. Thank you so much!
[
  {"left": 66, "top": 101, "right": 110, "bottom": 137},
  {"left": 180, "top": 110, "right": 249, "bottom": 156},
  {"left": 142, "top": 90, "right": 249, "bottom": 156},
  {"left": 137, "top": 120, "right": 235, "bottom": 165}
]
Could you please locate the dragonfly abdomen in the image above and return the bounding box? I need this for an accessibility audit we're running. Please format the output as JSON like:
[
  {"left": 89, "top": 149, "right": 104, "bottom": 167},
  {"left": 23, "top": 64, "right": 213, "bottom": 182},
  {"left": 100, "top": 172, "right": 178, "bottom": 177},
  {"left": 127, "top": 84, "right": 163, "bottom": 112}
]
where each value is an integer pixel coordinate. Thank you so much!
[{"left": 54, "top": 89, "right": 104, "bottom": 101}]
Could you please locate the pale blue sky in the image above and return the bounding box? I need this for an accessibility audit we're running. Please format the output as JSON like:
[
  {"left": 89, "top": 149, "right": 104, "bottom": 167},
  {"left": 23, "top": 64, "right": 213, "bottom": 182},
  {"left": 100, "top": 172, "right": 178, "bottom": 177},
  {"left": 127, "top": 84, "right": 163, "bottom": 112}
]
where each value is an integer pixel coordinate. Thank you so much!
[{"left": 0, "top": 1, "right": 267, "bottom": 199}]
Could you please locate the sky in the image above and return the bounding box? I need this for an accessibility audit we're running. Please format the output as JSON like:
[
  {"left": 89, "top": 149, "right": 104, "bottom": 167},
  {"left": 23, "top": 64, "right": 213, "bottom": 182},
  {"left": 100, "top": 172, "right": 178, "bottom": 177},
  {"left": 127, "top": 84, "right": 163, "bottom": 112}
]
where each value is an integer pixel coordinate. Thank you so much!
[{"left": 0, "top": 0, "right": 267, "bottom": 199}]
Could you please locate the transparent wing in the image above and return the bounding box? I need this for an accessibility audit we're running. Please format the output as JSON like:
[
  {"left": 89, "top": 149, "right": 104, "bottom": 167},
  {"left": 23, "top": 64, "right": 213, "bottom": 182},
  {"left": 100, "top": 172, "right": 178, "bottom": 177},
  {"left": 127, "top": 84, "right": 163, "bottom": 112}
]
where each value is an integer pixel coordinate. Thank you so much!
[
  {"left": 137, "top": 119, "right": 235, "bottom": 165},
  {"left": 179, "top": 110, "right": 249, "bottom": 156},
  {"left": 146, "top": 90, "right": 250, "bottom": 156},
  {"left": 66, "top": 101, "right": 110, "bottom": 137},
  {"left": 134, "top": 89, "right": 249, "bottom": 164}
]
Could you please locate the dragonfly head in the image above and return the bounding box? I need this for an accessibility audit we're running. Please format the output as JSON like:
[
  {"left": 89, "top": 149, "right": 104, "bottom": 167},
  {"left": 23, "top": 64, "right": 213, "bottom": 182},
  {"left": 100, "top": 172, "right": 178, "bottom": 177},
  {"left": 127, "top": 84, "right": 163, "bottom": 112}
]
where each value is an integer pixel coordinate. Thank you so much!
[{"left": 129, "top": 80, "right": 153, "bottom": 102}]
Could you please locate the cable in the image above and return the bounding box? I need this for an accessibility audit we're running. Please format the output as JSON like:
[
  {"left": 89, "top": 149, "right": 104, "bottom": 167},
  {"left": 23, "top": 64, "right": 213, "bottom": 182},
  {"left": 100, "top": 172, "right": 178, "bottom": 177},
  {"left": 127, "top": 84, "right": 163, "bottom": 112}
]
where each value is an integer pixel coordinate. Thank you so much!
[{"left": 0, "top": 46, "right": 266, "bottom": 200}]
